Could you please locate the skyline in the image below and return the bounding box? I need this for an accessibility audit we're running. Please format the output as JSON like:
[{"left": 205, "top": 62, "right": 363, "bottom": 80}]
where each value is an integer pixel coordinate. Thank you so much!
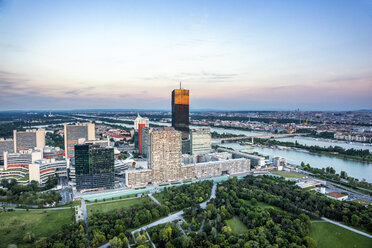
[{"left": 1, "top": 0, "right": 372, "bottom": 111}]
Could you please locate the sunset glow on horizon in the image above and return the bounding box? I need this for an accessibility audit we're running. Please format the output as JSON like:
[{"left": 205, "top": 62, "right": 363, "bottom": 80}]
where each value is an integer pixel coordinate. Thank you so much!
[{"left": 0, "top": 0, "right": 371, "bottom": 111}]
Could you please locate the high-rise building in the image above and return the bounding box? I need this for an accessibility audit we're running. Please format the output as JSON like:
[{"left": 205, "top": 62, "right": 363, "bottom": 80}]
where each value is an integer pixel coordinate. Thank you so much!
[
  {"left": 138, "top": 123, "right": 146, "bottom": 154},
  {"left": 134, "top": 114, "right": 149, "bottom": 153},
  {"left": 75, "top": 144, "right": 115, "bottom": 191},
  {"left": 148, "top": 127, "right": 182, "bottom": 182},
  {"left": 134, "top": 114, "right": 149, "bottom": 131},
  {"left": 64, "top": 123, "right": 95, "bottom": 160},
  {"left": 172, "top": 86, "right": 189, "bottom": 140},
  {"left": 190, "top": 128, "right": 211, "bottom": 155},
  {"left": 13, "top": 129, "right": 45, "bottom": 152},
  {"left": 140, "top": 127, "right": 151, "bottom": 158},
  {"left": 0, "top": 139, "right": 14, "bottom": 161}
]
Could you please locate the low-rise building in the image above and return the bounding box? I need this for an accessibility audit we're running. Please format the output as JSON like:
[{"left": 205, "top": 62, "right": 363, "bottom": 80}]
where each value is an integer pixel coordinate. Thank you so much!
[{"left": 29, "top": 159, "right": 67, "bottom": 184}]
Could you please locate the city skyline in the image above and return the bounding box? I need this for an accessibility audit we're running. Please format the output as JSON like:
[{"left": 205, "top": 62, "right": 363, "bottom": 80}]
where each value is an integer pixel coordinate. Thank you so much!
[{"left": 1, "top": 0, "right": 372, "bottom": 111}]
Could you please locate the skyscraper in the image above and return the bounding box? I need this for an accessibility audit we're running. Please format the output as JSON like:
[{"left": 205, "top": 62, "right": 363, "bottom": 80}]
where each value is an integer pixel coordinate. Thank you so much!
[
  {"left": 172, "top": 85, "right": 189, "bottom": 140},
  {"left": 134, "top": 114, "right": 149, "bottom": 154},
  {"left": 64, "top": 123, "right": 95, "bottom": 160},
  {"left": 75, "top": 144, "right": 115, "bottom": 191}
]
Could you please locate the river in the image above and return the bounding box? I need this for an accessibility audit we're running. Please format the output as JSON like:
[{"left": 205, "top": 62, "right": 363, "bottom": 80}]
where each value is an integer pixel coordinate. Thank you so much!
[{"left": 222, "top": 143, "right": 372, "bottom": 182}]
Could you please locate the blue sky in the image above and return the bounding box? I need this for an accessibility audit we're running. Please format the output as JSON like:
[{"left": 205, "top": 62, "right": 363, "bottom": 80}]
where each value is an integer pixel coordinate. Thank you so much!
[{"left": 0, "top": 0, "right": 371, "bottom": 111}]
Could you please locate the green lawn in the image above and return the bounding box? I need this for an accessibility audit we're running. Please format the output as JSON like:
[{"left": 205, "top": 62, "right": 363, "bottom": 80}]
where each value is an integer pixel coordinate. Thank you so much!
[
  {"left": 87, "top": 196, "right": 149, "bottom": 215},
  {"left": 0, "top": 209, "right": 74, "bottom": 248},
  {"left": 310, "top": 222, "right": 372, "bottom": 248},
  {"left": 86, "top": 193, "right": 138, "bottom": 203},
  {"left": 271, "top": 172, "right": 304, "bottom": 178},
  {"left": 226, "top": 216, "right": 249, "bottom": 235}
]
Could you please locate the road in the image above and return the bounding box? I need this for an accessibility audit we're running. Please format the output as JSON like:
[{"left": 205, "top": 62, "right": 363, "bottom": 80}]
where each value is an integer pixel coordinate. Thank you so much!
[
  {"left": 81, "top": 198, "right": 90, "bottom": 241},
  {"left": 149, "top": 194, "right": 161, "bottom": 205}
]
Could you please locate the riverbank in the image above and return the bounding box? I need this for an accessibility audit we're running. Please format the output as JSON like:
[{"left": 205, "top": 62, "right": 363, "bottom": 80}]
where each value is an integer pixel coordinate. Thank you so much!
[{"left": 252, "top": 138, "right": 372, "bottom": 163}]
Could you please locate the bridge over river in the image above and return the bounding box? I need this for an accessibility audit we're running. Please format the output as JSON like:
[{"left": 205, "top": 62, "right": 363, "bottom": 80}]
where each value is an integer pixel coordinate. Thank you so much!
[{"left": 212, "top": 133, "right": 309, "bottom": 143}]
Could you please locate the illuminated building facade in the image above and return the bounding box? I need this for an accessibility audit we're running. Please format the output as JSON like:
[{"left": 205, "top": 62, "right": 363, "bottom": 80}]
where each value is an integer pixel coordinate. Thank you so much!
[{"left": 172, "top": 87, "right": 189, "bottom": 140}]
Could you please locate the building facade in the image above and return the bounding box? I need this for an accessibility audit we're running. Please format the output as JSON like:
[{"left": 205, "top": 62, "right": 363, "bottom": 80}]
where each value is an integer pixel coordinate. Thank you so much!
[
  {"left": 172, "top": 88, "right": 189, "bottom": 140},
  {"left": 29, "top": 159, "right": 67, "bottom": 184},
  {"left": 64, "top": 123, "right": 95, "bottom": 160},
  {"left": 134, "top": 114, "right": 149, "bottom": 131},
  {"left": 126, "top": 127, "right": 251, "bottom": 187},
  {"left": 14, "top": 129, "right": 45, "bottom": 152},
  {"left": 75, "top": 144, "right": 115, "bottom": 191},
  {"left": 190, "top": 128, "right": 211, "bottom": 155}
]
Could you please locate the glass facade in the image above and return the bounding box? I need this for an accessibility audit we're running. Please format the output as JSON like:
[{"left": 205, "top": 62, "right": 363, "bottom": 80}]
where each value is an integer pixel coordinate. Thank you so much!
[
  {"left": 75, "top": 144, "right": 114, "bottom": 191},
  {"left": 172, "top": 89, "right": 190, "bottom": 140}
]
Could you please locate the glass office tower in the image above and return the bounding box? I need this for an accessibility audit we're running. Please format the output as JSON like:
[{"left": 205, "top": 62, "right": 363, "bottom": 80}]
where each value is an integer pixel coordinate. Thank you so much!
[
  {"left": 75, "top": 144, "right": 114, "bottom": 191},
  {"left": 172, "top": 88, "right": 189, "bottom": 140}
]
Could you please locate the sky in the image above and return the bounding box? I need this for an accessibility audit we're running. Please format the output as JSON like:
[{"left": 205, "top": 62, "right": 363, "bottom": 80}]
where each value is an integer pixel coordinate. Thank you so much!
[{"left": 0, "top": 0, "right": 371, "bottom": 111}]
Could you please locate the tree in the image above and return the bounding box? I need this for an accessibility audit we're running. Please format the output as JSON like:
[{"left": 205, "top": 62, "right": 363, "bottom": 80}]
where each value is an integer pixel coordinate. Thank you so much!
[
  {"left": 351, "top": 214, "right": 360, "bottom": 226},
  {"left": 136, "top": 234, "right": 147, "bottom": 244},
  {"left": 109, "top": 237, "right": 123, "bottom": 248},
  {"left": 222, "top": 225, "right": 232, "bottom": 233},
  {"left": 303, "top": 236, "right": 316, "bottom": 248},
  {"left": 91, "top": 231, "right": 106, "bottom": 247}
]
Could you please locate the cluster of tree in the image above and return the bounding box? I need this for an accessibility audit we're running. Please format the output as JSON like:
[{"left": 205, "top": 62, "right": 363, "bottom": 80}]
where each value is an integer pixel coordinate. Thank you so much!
[
  {"left": 295, "top": 129, "right": 335, "bottom": 139},
  {"left": 147, "top": 222, "right": 187, "bottom": 248},
  {"left": 45, "top": 132, "right": 64, "bottom": 149},
  {"left": 156, "top": 180, "right": 213, "bottom": 212},
  {"left": 34, "top": 221, "right": 89, "bottom": 248},
  {"left": 145, "top": 177, "right": 317, "bottom": 248},
  {"left": 183, "top": 205, "right": 206, "bottom": 231},
  {"left": 237, "top": 176, "right": 372, "bottom": 232},
  {"left": 0, "top": 177, "right": 60, "bottom": 206},
  {"left": 301, "top": 163, "right": 372, "bottom": 191},
  {"left": 211, "top": 131, "right": 241, "bottom": 139},
  {"left": 88, "top": 199, "right": 170, "bottom": 247}
]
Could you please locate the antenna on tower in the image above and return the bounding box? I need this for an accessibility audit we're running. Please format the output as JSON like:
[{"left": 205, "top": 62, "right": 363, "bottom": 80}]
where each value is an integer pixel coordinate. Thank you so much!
[{"left": 180, "top": 81, "right": 182, "bottom": 89}]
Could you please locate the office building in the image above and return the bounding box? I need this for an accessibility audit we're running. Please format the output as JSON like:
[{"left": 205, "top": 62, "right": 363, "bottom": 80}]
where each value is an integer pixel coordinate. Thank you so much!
[
  {"left": 3, "top": 149, "right": 43, "bottom": 170},
  {"left": 29, "top": 159, "right": 67, "bottom": 184},
  {"left": 172, "top": 86, "right": 189, "bottom": 140},
  {"left": 140, "top": 127, "right": 151, "bottom": 157},
  {"left": 43, "top": 146, "right": 64, "bottom": 160},
  {"left": 134, "top": 114, "right": 149, "bottom": 153},
  {"left": 14, "top": 129, "right": 45, "bottom": 152},
  {"left": 0, "top": 139, "right": 14, "bottom": 161},
  {"left": 64, "top": 123, "right": 95, "bottom": 160},
  {"left": 190, "top": 128, "right": 211, "bottom": 155},
  {"left": 75, "top": 144, "right": 115, "bottom": 191}
]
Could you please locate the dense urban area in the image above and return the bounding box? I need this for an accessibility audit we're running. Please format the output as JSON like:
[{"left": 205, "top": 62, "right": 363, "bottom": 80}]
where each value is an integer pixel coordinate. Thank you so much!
[{"left": 0, "top": 89, "right": 371, "bottom": 248}]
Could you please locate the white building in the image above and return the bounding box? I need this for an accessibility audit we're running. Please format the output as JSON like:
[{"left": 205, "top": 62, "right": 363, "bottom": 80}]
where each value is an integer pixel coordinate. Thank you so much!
[
  {"left": 134, "top": 114, "right": 149, "bottom": 131},
  {"left": 272, "top": 157, "right": 287, "bottom": 171},
  {"left": 29, "top": 159, "right": 67, "bottom": 184}
]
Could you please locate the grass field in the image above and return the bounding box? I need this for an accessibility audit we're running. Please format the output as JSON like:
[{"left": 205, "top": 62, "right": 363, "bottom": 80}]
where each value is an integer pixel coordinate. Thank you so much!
[
  {"left": 86, "top": 193, "right": 138, "bottom": 203},
  {"left": 310, "top": 222, "right": 372, "bottom": 248},
  {"left": 87, "top": 196, "right": 149, "bottom": 215},
  {"left": 226, "top": 216, "right": 249, "bottom": 235},
  {"left": 0, "top": 209, "right": 74, "bottom": 248},
  {"left": 271, "top": 172, "right": 304, "bottom": 178}
]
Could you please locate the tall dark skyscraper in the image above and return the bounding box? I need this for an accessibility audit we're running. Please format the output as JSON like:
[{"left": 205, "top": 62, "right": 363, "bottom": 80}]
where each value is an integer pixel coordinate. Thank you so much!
[
  {"left": 75, "top": 144, "right": 114, "bottom": 191},
  {"left": 172, "top": 85, "right": 189, "bottom": 140}
]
